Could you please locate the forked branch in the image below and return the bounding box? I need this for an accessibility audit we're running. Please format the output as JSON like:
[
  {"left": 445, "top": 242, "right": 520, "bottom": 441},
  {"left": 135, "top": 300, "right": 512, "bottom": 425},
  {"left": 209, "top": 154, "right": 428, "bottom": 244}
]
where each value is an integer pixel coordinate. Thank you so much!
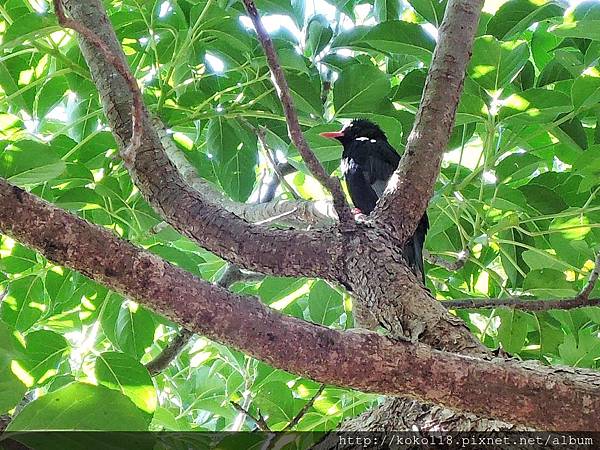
[{"left": 241, "top": 0, "right": 353, "bottom": 228}]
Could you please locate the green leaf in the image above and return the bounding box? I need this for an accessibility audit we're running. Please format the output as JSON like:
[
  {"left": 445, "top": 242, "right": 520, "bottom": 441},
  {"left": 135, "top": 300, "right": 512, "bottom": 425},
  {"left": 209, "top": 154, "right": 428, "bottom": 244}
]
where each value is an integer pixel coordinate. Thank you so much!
[
  {"left": 558, "top": 328, "right": 600, "bottom": 367},
  {"left": 523, "top": 269, "right": 578, "bottom": 297},
  {"left": 7, "top": 382, "right": 150, "bottom": 430},
  {"left": 301, "top": 124, "right": 344, "bottom": 164},
  {"left": 522, "top": 249, "right": 565, "bottom": 271},
  {"left": 206, "top": 117, "right": 258, "bottom": 202},
  {"left": 468, "top": 36, "right": 529, "bottom": 92},
  {"left": 54, "top": 187, "right": 105, "bottom": 211},
  {"left": 95, "top": 351, "right": 157, "bottom": 415},
  {"left": 0, "top": 140, "right": 66, "bottom": 186},
  {"left": 287, "top": 73, "right": 323, "bottom": 116},
  {"left": 333, "top": 64, "right": 390, "bottom": 116},
  {"left": 0, "top": 57, "right": 28, "bottom": 112},
  {"left": 537, "top": 59, "right": 572, "bottom": 87},
  {"left": 455, "top": 93, "right": 488, "bottom": 125},
  {"left": 114, "top": 304, "right": 155, "bottom": 360},
  {"left": 571, "top": 73, "right": 600, "bottom": 112},
  {"left": 1, "top": 13, "right": 59, "bottom": 51},
  {"left": 550, "top": 20, "right": 600, "bottom": 41},
  {"left": 572, "top": 144, "right": 600, "bottom": 177},
  {"left": 0, "top": 242, "right": 38, "bottom": 274},
  {"left": 486, "top": 0, "right": 564, "bottom": 40},
  {"left": 556, "top": 116, "right": 587, "bottom": 151},
  {"left": 553, "top": 47, "right": 585, "bottom": 77},
  {"left": 393, "top": 69, "right": 426, "bottom": 103},
  {"left": 36, "top": 77, "right": 69, "bottom": 120},
  {"left": 0, "top": 320, "right": 27, "bottom": 414},
  {"left": 0, "top": 275, "right": 46, "bottom": 332},
  {"left": 27, "top": 330, "right": 67, "bottom": 369},
  {"left": 518, "top": 184, "right": 568, "bottom": 214},
  {"left": 407, "top": 0, "right": 447, "bottom": 27},
  {"left": 549, "top": 215, "right": 591, "bottom": 240},
  {"left": 254, "top": 381, "right": 297, "bottom": 425},
  {"left": 330, "top": 21, "right": 435, "bottom": 62},
  {"left": 374, "top": 0, "right": 401, "bottom": 22},
  {"left": 496, "top": 309, "right": 529, "bottom": 354},
  {"left": 531, "top": 21, "right": 563, "bottom": 70},
  {"left": 308, "top": 281, "right": 343, "bottom": 326},
  {"left": 499, "top": 89, "right": 571, "bottom": 124},
  {"left": 495, "top": 152, "right": 542, "bottom": 182},
  {"left": 16, "top": 330, "right": 68, "bottom": 386},
  {"left": 306, "top": 15, "right": 333, "bottom": 57}
]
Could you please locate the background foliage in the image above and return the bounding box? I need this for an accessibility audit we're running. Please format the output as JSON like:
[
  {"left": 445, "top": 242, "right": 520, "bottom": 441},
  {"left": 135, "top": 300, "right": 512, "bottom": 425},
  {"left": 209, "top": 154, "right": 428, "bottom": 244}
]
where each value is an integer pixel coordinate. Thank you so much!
[{"left": 1, "top": 0, "right": 600, "bottom": 433}]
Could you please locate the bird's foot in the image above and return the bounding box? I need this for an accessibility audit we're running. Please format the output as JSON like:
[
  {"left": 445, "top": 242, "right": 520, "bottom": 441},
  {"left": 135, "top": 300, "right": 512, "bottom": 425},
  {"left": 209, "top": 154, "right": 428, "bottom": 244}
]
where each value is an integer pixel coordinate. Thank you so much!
[{"left": 351, "top": 208, "right": 369, "bottom": 222}]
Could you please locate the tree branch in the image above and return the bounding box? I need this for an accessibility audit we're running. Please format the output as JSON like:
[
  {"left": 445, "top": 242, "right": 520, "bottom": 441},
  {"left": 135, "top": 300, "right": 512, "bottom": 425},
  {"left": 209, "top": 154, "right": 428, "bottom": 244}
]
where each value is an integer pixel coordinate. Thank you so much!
[
  {"left": 145, "top": 329, "right": 193, "bottom": 376},
  {"left": 2, "top": 178, "right": 600, "bottom": 430},
  {"left": 57, "top": 0, "right": 341, "bottom": 279},
  {"left": 52, "top": 0, "right": 144, "bottom": 146},
  {"left": 374, "top": 0, "right": 484, "bottom": 244},
  {"left": 443, "top": 252, "right": 600, "bottom": 311},
  {"left": 282, "top": 384, "right": 325, "bottom": 431},
  {"left": 240, "top": 0, "right": 353, "bottom": 228},
  {"left": 153, "top": 118, "right": 336, "bottom": 229},
  {"left": 229, "top": 401, "right": 271, "bottom": 431},
  {"left": 578, "top": 252, "right": 600, "bottom": 301},
  {"left": 443, "top": 296, "right": 600, "bottom": 311},
  {"left": 424, "top": 249, "right": 470, "bottom": 271}
]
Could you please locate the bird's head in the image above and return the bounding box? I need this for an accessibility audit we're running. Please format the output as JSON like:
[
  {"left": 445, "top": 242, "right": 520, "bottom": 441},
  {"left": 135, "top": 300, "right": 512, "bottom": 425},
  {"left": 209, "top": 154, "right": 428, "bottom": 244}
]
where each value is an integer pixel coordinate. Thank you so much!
[{"left": 319, "top": 119, "right": 388, "bottom": 146}]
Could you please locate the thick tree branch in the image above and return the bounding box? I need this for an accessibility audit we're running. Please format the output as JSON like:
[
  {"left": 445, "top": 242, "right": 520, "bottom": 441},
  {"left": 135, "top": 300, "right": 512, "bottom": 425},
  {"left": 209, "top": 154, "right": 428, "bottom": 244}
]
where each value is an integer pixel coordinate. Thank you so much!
[
  {"left": 241, "top": 0, "right": 354, "bottom": 228},
  {"left": 57, "top": 0, "right": 340, "bottom": 279},
  {"left": 374, "top": 0, "right": 483, "bottom": 243},
  {"left": 2, "top": 179, "right": 600, "bottom": 430}
]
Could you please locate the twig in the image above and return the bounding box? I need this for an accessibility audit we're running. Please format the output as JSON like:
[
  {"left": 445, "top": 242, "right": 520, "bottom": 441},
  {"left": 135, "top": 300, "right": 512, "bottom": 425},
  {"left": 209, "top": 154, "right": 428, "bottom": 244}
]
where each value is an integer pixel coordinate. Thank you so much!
[
  {"left": 217, "top": 264, "right": 264, "bottom": 288},
  {"left": 321, "top": 80, "right": 331, "bottom": 105},
  {"left": 259, "top": 162, "right": 297, "bottom": 204},
  {"left": 442, "top": 296, "right": 600, "bottom": 311},
  {"left": 424, "top": 249, "right": 470, "bottom": 271},
  {"left": 578, "top": 252, "right": 600, "bottom": 300},
  {"left": 52, "top": 0, "right": 145, "bottom": 148},
  {"left": 145, "top": 329, "right": 193, "bottom": 376},
  {"left": 438, "top": 252, "right": 600, "bottom": 311},
  {"left": 0, "top": 414, "right": 10, "bottom": 432},
  {"left": 258, "top": 128, "right": 301, "bottom": 201},
  {"left": 230, "top": 400, "right": 271, "bottom": 431},
  {"left": 241, "top": 0, "right": 353, "bottom": 228},
  {"left": 238, "top": 117, "right": 301, "bottom": 200},
  {"left": 282, "top": 384, "right": 325, "bottom": 431}
]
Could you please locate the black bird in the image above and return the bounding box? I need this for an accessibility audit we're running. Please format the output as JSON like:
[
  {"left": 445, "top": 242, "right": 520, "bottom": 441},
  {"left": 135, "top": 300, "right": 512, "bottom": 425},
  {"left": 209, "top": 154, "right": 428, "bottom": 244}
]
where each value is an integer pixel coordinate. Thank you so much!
[{"left": 320, "top": 119, "right": 429, "bottom": 282}]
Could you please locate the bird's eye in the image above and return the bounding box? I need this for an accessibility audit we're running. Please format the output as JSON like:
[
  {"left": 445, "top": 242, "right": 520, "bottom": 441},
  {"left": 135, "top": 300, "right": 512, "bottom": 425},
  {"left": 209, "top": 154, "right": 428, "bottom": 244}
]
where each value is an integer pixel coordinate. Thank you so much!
[{"left": 355, "top": 136, "right": 369, "bottom": 141}]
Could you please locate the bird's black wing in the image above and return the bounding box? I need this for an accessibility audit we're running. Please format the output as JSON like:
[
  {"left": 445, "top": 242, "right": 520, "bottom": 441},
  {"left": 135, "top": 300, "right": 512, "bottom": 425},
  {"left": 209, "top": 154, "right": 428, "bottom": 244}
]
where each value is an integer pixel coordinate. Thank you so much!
[
  {"left": 342, "top": 139, "right": 400, "bottom": 212},
  {"left": 360, "top": 140, "right": 429, "bottom": 283},
  {"left": 343, "top": 157, "right": 380, "bottom": 213},
  {"left": 363, "top": 140, "right": 400, "bottom": 196}
]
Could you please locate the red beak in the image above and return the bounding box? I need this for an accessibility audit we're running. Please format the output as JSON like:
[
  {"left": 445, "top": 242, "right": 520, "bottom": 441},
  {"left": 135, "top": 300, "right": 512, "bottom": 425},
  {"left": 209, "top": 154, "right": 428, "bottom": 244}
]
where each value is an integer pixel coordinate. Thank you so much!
[{"left": 319, "top": 131, "right": 344, "bottom": 139}]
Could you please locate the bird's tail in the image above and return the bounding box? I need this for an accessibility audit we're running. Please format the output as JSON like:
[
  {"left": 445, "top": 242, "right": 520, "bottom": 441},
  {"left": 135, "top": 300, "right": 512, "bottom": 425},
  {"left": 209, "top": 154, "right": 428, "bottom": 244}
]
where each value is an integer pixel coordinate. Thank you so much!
[{"left": 402, "top": 214, "right": 429, "bottom": 284}]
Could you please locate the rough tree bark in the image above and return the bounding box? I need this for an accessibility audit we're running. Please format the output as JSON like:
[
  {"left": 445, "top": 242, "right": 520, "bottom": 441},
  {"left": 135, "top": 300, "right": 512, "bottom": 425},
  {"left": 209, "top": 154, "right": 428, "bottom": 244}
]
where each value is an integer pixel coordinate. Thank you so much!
[
  {"left": 0, "top": 0, "right": 598, "bottom": 433},
  {"left": 1, "top": 179, "right": 600, "bottom": 431}
]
